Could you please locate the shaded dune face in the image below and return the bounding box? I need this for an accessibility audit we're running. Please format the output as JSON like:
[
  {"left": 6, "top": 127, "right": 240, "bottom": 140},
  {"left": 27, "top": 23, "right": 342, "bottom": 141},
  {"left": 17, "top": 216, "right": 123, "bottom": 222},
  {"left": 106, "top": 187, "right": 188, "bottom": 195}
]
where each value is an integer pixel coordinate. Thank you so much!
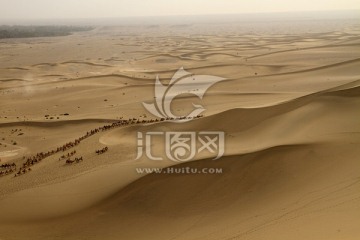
[{"left": 0, "top": 20, "right": 360, "bottom": 240}]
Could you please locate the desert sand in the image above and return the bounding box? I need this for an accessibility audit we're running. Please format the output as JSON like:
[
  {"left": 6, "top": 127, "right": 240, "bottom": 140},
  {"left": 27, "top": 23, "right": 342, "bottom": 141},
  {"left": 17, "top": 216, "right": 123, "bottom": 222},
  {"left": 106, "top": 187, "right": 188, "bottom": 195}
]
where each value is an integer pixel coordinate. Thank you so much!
[{"left": 0, "top": 18, "right": 360, "bottom": 239}]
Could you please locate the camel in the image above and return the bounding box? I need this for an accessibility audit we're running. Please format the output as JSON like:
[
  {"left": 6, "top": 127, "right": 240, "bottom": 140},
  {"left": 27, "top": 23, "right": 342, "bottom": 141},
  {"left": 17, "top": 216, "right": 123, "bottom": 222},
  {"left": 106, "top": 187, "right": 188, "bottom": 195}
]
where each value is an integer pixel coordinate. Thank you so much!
[{"left": 96, "top": 146, "right": 109, "bottom": 155}]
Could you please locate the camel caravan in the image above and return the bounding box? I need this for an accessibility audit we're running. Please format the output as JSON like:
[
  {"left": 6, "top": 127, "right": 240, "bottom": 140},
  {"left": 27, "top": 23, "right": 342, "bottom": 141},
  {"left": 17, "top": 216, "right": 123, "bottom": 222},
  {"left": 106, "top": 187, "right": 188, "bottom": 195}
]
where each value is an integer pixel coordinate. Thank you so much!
[
  {"left": 1, "top": 163, "right": 16, "bottom": 169},
  {"left": 96, "top": 147, "right": 108, "bottom": 155},
  {"left": 14, "top": 167, "right": 32, "bottom": 177},
  {"left": 59, "top": 150, "right": 77, "bottom": 161},
  {"left": 1, "top": 168, "right": 16, "bottom": 177},
  {"left": 5, "top": 115, "right": 204, "bottom": 178},
  {"left": 0, "top": 163, "right": 17, "bottom": 177},
  {"left": 65, "top": 157, "right": 83, "bottom": 165},
  {"left": 60, "top": 150, "right": 84, "bottom": 165}
]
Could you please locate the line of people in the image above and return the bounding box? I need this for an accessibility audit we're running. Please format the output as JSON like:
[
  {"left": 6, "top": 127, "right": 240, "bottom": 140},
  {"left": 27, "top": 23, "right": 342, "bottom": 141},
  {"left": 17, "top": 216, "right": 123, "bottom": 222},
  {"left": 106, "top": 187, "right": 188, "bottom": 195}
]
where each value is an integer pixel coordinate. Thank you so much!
[{"left": 7, "top": 115, "right": 204, "bottom": 178}]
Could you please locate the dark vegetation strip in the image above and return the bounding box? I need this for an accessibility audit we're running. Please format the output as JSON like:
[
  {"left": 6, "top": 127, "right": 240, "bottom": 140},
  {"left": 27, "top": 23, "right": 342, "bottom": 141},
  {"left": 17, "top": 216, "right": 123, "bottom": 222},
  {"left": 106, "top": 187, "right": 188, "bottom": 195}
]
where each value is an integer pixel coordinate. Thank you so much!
[{"left": 0, "top": 25, "right": 93, "bottom": 39}]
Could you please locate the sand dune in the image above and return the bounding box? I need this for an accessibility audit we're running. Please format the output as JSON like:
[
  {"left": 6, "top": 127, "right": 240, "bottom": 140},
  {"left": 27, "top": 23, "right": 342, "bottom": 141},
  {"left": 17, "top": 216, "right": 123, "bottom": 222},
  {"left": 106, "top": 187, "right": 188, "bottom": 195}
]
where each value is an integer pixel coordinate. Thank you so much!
[{"left": 0, "top": 19, "right": 359, "bottom": 239}]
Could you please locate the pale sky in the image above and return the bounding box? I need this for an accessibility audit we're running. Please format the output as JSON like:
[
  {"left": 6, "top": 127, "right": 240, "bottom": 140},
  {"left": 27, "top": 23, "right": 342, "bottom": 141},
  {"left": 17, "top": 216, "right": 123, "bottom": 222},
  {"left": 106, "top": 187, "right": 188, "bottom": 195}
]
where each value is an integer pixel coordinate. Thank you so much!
[{"left": 0, "top": 0, "right": 359, "bottom": 19}]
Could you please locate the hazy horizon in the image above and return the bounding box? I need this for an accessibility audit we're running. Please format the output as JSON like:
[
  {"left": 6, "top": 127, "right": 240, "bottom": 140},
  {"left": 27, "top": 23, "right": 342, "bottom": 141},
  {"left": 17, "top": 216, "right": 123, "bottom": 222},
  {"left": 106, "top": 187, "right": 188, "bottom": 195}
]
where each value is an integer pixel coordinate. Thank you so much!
[
  {"left": 1, "top": 9, "right": 360, "bottom": 26},
  {"left": 1, "top": 0, "right": 359, "bottom": 20}
]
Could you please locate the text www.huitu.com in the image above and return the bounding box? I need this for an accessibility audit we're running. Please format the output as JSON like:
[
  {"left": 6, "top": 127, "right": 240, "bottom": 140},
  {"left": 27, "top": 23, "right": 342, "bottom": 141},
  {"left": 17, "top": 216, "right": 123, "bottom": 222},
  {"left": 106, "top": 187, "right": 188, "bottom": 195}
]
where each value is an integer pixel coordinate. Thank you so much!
[{"left": 136, "top": 167, "right": 223, "bottom": 175}]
